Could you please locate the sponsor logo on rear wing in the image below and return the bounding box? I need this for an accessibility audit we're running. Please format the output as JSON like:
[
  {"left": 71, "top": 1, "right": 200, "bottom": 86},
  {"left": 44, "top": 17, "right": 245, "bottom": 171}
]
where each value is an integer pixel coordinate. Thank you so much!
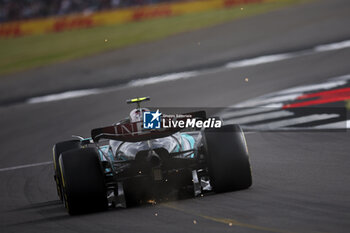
[{"left": 91, "top": 110, "right": 221, "bottom": 142}]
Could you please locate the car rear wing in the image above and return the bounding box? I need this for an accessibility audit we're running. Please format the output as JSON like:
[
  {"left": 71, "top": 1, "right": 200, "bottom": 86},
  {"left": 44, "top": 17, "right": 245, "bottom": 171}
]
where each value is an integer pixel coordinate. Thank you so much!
[
  {"left": 91, "top": 124, "right": 182, "bottom": 143},
  {"left": 91, "top": 110, "right": 206, "bottom": 143}
]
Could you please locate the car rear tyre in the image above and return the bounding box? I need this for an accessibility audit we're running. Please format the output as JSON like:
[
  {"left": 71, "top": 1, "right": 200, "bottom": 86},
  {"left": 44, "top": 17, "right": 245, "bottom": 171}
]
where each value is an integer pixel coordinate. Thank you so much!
[
  {"left": 203, "top": 124, "right": 252, "bottom": 193},
  {"left": 59, "top": 148, "right": 108, "bottom": 215},
  {"left": 53, "top": 140, "right": 81, "bottom": 201}
]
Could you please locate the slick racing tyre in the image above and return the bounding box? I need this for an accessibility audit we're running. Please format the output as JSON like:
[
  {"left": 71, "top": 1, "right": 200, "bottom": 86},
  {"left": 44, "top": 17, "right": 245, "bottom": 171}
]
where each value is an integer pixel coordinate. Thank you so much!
[
  {"left": 203, "top": 124, "right": 252, "bottom": 193},
  {"left": 53, "top": 140, "right": 81, "bottom": 201},
  {"left": 59, "top": 148, "right": 108, "bottom": 215}
]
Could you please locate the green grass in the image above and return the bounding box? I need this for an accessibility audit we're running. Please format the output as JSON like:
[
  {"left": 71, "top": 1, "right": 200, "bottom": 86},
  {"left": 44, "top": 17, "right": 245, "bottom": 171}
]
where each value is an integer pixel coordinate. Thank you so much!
[{"left": 0, "top": 0, "right": 307, "bottom": 76}]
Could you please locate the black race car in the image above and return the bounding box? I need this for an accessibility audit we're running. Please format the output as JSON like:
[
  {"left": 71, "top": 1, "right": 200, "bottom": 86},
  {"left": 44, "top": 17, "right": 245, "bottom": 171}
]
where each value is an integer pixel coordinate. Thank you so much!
[{"left": 52, "top": 97, "right": 252, "bottom": 215}]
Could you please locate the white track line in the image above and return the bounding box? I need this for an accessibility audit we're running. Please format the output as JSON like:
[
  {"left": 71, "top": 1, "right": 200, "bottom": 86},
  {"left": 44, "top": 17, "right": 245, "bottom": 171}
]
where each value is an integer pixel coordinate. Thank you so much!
[
  {"left": 26, "top": 39, "right": 350, "bottom": 104},
  {"left": 273, "top": 80, "right": 346, "bottom": 96},
  {"left": 234, "top": 93, "right": 301, "bottom": 108},
  {"left": 28, "top": 89, "right": 101, "bottom": 104},
  {"left": 225, "top": 54, "right": 294, "bottom": 68},
  {"left": 313, "top": 120, "right": 350, "bottom": 129},
  {"left": 224, "top": 110, "right": 293, "bottom": 125},
  {"left": 0, "top": 161, "right": 52, "bottom": 172},
  {"left": 221, "top": 104, "right": 283, "bottom": 119},
  {"left": 129, "top": 71, "right": 200, "bottom": 87},
  {"left": 251, "top": 114, "right": 339, "bottom": 129},
  {"left": 314, "top": 40, "right": 350, "bottom": 52}
]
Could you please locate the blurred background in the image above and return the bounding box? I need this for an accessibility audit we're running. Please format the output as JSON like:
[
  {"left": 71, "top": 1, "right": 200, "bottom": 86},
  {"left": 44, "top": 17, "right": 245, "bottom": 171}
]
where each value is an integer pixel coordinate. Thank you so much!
[
  {"left": 0, "top": 0, "right": 186, "bottom": 23},
  {"left": 0, "top": 0, "right": 304, "bottom": 103}
]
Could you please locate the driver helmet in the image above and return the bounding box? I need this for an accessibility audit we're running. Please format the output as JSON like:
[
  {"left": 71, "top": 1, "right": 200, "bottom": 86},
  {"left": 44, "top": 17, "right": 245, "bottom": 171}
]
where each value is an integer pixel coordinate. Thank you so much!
[{"left": 129, "top": 108, "right": 150, "bottom": 122}]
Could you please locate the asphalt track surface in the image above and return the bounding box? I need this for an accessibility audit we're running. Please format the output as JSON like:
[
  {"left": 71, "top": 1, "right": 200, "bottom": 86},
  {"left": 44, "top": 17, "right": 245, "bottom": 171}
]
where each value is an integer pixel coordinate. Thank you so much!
[{"left": 1, "top": 0, "right": 350, "bottom": 232}]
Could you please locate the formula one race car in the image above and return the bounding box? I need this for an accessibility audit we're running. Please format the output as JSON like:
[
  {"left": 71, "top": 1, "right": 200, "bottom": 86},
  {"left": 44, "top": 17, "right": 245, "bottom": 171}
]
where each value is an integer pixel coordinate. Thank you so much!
[{"left": 52, "top": 97, "right": 252, "bottom": 215}]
